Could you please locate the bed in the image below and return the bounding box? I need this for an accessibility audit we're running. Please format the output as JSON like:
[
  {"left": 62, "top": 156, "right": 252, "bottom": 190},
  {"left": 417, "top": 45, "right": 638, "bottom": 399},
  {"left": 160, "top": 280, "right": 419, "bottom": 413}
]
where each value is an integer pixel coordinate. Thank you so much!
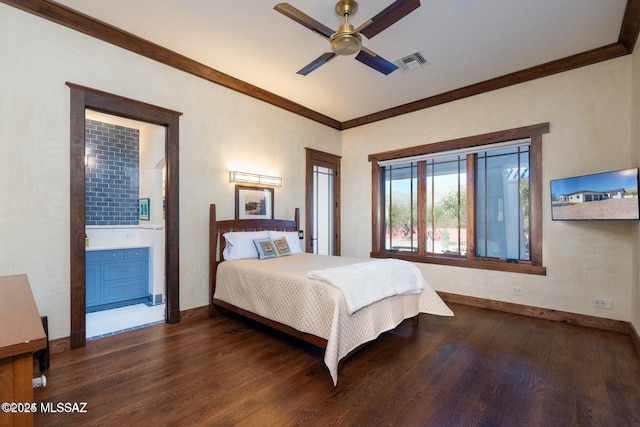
[{"left": 209, "top": 204, "right": 453, "bottom": 384}]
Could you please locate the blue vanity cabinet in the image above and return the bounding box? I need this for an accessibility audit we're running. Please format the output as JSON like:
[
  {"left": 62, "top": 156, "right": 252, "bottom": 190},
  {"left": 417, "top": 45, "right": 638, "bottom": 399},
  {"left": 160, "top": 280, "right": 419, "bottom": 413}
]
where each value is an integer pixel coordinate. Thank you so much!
[
  {"left": 86, "top": 247, "right": 149, "bottom": 312},
  {"left": 85, "top": 251, "right": 102, "bottom": 307}
]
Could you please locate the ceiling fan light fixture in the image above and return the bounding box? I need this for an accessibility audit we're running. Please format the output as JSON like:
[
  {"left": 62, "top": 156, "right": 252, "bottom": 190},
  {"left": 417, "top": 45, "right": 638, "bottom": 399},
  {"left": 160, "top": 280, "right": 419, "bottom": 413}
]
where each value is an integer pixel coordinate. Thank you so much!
[
  {"left": 330, "top": 0, "right": 362, "bottom": 55},
  {"left": 330, "top": 31, "right": 362, "bottom": 55}
]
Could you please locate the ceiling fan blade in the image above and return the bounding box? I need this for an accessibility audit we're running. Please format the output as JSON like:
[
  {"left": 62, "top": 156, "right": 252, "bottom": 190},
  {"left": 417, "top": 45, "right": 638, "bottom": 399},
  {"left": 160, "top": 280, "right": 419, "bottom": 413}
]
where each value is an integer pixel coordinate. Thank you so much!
[
  {"left": 274, "top": 3, "right": 335, "bottom": 39},
  {"left": 297, "top": 52, "right": 337, "bottom": 76},
  {"left": 360, "top": 0, "right": 421, "bottom": 39},
  {"left": 355, "top": 48, "right": 398, "bottom": 75}
]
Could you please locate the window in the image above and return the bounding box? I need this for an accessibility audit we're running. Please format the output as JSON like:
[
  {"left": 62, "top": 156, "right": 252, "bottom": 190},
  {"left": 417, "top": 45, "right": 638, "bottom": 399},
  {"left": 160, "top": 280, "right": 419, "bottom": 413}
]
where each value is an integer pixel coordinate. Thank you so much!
[
  {"left": 475, "top": 146, "right": 530, "bottom": 261},
  {"left": 370, "top": 123, "right": 548, "bottom": 275},
  {"left": 424, "top": 154, "right": 467, "bottom": 257},
  {"left": 384, "top": 161, "right": 418, "bottom": 252}
]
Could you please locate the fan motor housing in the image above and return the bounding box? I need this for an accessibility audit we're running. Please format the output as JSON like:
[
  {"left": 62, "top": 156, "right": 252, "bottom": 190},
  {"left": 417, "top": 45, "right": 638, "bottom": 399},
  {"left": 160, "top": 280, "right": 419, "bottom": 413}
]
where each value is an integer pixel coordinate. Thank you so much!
[
  {"left": 335, "top": 0, "right": 358, "bottom": 17},
  {"left": 330, "top": 32, "right": 362, "bottom": 55}
]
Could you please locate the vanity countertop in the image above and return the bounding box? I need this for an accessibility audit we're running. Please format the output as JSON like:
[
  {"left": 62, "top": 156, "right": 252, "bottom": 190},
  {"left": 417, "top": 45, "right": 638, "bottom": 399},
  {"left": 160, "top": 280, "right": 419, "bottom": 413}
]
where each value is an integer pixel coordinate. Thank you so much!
[{"left": 86, "top": 245, "right": 150, "bottom": 252}]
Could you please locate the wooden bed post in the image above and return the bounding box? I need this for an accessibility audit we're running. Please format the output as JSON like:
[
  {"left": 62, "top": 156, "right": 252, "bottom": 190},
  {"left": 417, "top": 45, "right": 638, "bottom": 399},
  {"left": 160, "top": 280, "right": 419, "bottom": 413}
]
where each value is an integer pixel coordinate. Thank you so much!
[{"left": 209, "top": 204, "right": 218, "bottom": 317}]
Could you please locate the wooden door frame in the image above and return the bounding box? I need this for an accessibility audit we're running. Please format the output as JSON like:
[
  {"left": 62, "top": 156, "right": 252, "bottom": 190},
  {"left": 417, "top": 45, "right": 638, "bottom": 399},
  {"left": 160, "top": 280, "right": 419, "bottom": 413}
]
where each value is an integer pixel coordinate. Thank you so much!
[
  {"left": 304, "top": 148, "right": 341, "bottom": 255},
  {"left": 68, "top": 83, "right": 182, "bottom": 349}
]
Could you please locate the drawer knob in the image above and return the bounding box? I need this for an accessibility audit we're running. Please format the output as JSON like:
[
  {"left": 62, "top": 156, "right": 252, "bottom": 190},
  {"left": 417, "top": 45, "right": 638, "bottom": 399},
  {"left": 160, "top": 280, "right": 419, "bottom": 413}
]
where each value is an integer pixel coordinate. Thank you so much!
[
  {"left": 134, "top": 252, "right": 139, "bottom": 256},
  {"left": 112, "top": 254, "right": 117, "bottom": 258}
]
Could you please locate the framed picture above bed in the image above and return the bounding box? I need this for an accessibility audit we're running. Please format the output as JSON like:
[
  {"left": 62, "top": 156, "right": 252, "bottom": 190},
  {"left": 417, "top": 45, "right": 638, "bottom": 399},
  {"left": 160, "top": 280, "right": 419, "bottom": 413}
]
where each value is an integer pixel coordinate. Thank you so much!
[{"left": 235, "top": 185, "right": 274, "bottom": 219}]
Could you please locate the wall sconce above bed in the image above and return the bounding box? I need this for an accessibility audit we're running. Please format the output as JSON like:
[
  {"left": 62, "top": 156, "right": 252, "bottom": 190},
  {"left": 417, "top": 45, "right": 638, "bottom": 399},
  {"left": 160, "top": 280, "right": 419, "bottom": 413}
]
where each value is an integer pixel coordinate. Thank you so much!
[{"left": 229, "top": 171, "right": 282, "bottom": 187}]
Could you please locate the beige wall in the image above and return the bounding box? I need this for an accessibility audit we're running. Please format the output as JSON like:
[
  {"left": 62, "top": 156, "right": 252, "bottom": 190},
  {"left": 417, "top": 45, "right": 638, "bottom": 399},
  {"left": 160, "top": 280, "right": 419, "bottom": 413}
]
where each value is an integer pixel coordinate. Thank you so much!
[
  {"left": 0, "top": 5, "right": 341, "bottom": 339},
  {"left": 341, "top": 57, "right": 635, "bottom": 321},
  {"left": 1, "top": 4, "right": 637, "bottom": 340}
]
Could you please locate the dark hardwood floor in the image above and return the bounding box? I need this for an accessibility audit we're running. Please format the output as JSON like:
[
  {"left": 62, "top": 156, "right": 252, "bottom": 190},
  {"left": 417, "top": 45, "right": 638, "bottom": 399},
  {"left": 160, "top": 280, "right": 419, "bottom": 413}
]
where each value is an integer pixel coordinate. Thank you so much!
[{"left": 33, "top": 303, "right": 640, "bottom": 426}]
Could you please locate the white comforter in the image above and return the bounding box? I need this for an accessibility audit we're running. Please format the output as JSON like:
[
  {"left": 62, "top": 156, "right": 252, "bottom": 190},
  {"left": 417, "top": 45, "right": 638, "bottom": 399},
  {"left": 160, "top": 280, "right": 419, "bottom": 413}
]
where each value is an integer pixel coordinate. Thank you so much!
[
  {"left": 214, "top": 253, "right": 453, "bottom": 385},
  {"left": 308, "top": 258, "right": 425, "bottom": 314}
]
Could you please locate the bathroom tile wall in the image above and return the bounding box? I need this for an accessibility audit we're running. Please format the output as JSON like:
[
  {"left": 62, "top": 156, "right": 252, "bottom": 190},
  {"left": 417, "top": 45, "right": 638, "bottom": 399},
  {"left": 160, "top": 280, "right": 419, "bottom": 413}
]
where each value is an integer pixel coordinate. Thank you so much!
[{"left": 85, "top": 119, "right": 140, "bottom": 225}]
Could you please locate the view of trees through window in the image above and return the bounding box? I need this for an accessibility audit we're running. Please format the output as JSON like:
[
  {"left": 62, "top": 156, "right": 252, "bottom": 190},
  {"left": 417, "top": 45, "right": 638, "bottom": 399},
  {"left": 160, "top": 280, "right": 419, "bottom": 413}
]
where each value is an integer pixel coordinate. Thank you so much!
[
  {"left": 383, "top": 147, "right": 530, "bottom": 261},
  {"left": 385, "top": 162, "right": 418, "bottom": 252},
  {"left": 425, "top": 156, "right": 466, "bottom": 256},
  {"left": 384, "top": 157, "right": 468, "bottom": 256},
  {"left": 372, "top": 123, "right": 548, "bottom": 274}
]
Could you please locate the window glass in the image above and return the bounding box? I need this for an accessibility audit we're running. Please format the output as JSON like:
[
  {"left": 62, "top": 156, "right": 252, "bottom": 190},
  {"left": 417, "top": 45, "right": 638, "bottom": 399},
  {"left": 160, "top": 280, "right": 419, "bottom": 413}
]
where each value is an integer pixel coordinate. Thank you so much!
[
  {"left": 384, "top": 162, "right": 418, "bottom": 252},
  {"left": 425, "top": 156, "right": 466, "bottom": 256},
  {"left": 312, "top": 165, "right": 334, "bottom": 255},
  {"left": 475, "top": 147, "right": 530, "bottom": 260}
]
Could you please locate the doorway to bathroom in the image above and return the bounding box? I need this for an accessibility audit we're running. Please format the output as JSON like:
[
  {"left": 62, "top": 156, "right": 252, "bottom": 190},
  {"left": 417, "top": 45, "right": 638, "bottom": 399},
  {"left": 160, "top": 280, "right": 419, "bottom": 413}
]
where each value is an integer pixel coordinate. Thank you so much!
[
  {"left": 84, "top": 110, "right": 167, "bottom": 340},
  {"left": 68, "top": 83, "right": 181, "bottom": 349}
]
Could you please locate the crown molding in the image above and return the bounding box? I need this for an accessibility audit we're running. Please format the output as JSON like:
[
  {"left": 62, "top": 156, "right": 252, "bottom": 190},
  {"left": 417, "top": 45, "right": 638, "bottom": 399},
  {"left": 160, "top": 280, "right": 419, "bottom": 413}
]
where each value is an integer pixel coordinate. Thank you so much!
[{"left": 2, "top": 0, "right": 639, "bottom": 130}]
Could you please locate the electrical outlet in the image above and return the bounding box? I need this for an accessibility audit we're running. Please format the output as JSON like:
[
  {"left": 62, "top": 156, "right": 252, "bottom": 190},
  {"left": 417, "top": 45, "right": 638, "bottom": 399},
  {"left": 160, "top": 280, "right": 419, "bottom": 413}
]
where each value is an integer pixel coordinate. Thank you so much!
[
  {"left": 594, "top": 298, "right": 613, "bottom": 310},
  {"left": 511, "top": 286, "right": 524, "bottom": 296}
]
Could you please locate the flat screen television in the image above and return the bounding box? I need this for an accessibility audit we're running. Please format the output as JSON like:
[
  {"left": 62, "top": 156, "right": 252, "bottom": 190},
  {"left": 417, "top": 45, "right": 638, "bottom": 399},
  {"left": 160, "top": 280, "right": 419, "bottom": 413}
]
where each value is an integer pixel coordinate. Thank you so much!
[{"left": 550, "top": 168, "right": 640, "bottom": 220}]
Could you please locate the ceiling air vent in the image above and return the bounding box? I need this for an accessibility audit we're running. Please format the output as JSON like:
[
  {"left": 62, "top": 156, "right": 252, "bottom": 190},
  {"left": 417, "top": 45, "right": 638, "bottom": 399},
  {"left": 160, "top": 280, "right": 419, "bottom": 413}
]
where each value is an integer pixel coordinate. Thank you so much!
[{"left": 395, "top": 52, "right": 427, "bottom": 71}]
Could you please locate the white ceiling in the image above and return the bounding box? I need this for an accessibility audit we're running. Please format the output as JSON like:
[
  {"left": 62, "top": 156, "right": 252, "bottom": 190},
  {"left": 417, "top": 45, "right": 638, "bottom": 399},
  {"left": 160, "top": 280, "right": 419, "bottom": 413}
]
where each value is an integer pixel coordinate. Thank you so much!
[{"left": 54, "top": 0, "right": 628, "bottom": 122}]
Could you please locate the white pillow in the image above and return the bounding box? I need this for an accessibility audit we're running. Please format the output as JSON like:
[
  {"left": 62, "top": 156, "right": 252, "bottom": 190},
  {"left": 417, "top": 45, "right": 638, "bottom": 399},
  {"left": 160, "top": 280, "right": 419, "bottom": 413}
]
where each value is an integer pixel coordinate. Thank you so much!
[
  {"left": 223, "top": 231, "right": 269, "bottom": 260},
  {"left": 268, "top": 231, "right": 302, "bottom": 254}
]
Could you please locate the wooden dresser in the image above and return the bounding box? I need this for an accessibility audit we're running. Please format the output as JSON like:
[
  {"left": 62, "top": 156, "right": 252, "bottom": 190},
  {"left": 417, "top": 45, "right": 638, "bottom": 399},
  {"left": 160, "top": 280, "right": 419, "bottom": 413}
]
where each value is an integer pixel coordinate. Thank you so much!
[{"left": 0, "top": 274, "right": 47, "bottom": 427}]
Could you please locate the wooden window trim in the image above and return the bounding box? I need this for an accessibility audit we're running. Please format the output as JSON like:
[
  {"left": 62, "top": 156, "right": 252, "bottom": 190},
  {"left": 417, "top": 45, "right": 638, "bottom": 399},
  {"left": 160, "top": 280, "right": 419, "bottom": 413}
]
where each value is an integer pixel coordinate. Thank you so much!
[{"left": 370, "top": 123, "right": 549, "bottom": 275}]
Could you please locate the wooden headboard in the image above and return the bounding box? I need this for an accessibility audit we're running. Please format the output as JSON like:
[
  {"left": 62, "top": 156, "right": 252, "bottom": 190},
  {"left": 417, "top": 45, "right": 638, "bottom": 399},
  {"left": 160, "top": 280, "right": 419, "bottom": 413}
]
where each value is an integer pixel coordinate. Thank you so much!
[{"left": 208, "top": 203, "right": 300, "bottom": 315}]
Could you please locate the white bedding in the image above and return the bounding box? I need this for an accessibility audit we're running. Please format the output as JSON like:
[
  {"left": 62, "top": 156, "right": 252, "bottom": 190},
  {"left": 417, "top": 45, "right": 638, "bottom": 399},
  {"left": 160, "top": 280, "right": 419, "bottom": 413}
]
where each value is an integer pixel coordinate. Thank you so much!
[
  {"left": 214, "top": 253, "right": 453, "bottom": 385},
  {"left": 308, "top": 258, "right": 425, "bottom": 315}
]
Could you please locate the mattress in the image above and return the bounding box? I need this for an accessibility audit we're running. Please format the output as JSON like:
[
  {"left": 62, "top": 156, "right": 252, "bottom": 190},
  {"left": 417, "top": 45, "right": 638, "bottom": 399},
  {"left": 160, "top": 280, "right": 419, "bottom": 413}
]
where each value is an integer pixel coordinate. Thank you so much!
[{"left": 214, "top": 253, "right": 453, "bottom": 384}]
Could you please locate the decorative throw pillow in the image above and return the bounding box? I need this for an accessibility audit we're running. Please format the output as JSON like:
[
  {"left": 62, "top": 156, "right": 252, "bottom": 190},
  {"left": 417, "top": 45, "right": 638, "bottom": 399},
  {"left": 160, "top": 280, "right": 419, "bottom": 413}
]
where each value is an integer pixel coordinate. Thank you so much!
[
  {"left": 253, "top": 238, "right": 277, "bottom": 259},
  {"left": 268, "top": 231, "right": 303, "bottom": 254},
  {"left": 272, "top": 237, "right": 291, "bottom": 257}
]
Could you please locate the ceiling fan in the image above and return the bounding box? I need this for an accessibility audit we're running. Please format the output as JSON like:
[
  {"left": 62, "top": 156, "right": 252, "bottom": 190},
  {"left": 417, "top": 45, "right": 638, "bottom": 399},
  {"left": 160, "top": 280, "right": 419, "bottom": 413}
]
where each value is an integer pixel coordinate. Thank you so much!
[{"left": 274, "top": 0, "right": 421, "bottom": 76}]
